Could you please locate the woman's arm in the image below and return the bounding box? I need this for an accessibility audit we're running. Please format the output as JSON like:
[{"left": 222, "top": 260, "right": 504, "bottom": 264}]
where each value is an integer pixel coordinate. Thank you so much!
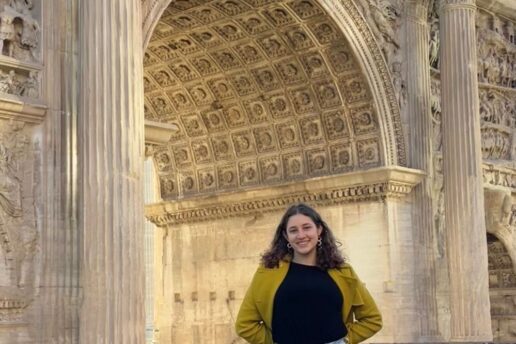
[
  {"left": 235, "top": 269, "right": 271, "bottom": 344},
  {"left": 346, "top": 269, "right": 383, "bottom": 344}
]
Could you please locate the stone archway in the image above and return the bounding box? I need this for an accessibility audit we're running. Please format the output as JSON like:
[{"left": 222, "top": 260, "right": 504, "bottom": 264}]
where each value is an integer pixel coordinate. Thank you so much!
[
  {"left": 139, "top": 1, "right": 421, "bottom": 343},
  {"left": 141, "top": 0, "right": 406, "bottom": 169}
]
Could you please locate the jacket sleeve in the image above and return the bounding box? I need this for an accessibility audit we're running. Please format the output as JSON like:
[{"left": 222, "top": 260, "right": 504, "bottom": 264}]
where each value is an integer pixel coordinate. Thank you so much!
[
  {"left": 235, "top": 268, "right": 272, "bottom": 344},
  {"left": 346, "top": 268, "right": 383, "bottom": 344}
]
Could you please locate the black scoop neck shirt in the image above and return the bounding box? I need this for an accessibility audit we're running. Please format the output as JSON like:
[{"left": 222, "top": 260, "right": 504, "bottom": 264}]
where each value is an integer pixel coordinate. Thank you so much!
[{"left": 271, "top": 261, "right": 347, "bottom": 344}]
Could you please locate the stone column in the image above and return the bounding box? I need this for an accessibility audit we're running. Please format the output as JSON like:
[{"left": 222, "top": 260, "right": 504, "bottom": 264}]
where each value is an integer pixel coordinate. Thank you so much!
[
  {"left": 439, "top": 1, "right": 492, "bottom": 342},
  {"left": 406, "top": 1, "right": 440, "bottom": 340},
  {"left": 78, "top": 1, "right": 145, "bottom": 343}
]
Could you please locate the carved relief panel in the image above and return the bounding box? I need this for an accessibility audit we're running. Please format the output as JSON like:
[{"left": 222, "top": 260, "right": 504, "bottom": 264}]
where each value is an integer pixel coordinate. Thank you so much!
[
  {"left": 0, "top": 120, "right": 39, "bottom": 324},
  {"left": 488, "top": 235, "right": 516, "bottom": 343},
  {"left": 476, "top": 10, "right": 516, "bottom": 89},
  {"left": 479, "top": 87, "right": 515, "bottom": 162}
]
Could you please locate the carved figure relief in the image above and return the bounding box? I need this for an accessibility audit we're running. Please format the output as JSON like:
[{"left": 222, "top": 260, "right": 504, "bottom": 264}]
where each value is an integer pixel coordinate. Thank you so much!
[
  {"left": 430, "top": 78, "right": 442, "bottom": 152},
  {"left": 479, "top": 88, "right": 515, "bottom": 161},
  {"left": 356, "top": 0, "right": 401, "bottom": 63},
  {"left": 488, "top": 235, "right": 516, "bottom": 343},
  {"left": 428, "top": 0, "right": 440, "bottom": 69},
  {"left": 485, "top": 188, "right": 516, "bottom": 275},
  {"left": 0, "top": 1, "right": 40, "bottom": 62},
  {"left": 0, "top": 122, "right": 39, "bottom": 322},
  {"left": 0, "top": 67, "right": 36, "bottom": 98},
  {"left": 476, "top": 10, "right": 516, "bottom": 89}
]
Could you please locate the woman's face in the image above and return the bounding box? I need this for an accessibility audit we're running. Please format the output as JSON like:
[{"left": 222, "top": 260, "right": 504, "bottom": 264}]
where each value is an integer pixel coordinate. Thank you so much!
[{"left": 284, "top": 213, "right": 322, "bottom": 261}]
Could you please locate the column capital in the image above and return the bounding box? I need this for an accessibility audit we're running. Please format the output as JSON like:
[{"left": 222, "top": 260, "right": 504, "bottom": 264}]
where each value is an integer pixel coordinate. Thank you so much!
[
  {"left": 406, "top": 2, "right": 429, "bottom": 23},
  {"left": 440, "top": 0, "right": 476, "bottom": 11}
]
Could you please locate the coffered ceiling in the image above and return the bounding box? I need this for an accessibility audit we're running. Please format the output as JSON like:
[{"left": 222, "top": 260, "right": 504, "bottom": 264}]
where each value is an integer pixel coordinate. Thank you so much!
[{"left": 144, "top": 0, "right": 383, "bottom": 200}]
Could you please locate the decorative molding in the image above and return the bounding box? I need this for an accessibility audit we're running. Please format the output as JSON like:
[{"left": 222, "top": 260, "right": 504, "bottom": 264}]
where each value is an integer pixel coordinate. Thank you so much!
[
  {"left": 0, "top": 97, "right": 46, "bottom": 123},
  {"left": 477, "top": 0, "right": 516, "bottom": 22},
  {"left": 0, "top": 299, "right": 28, "bottom": 323},
  {"left": 145, "top": 119, "right": 178, "bottom": 145},
  {"left": 322, "top": 0, "right": 406, "bottom": 166},
  {"left": 145, "top": 166, "right": 424, "bottom": 226},
  {"left": 483, "top": 163, "right": 516, "bottom": 191}
]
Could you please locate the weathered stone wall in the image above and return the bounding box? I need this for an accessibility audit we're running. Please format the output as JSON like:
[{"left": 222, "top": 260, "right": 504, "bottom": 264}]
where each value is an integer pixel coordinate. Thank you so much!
[{"left": 153, "top": 197, "right": 417, "bottom": 344}]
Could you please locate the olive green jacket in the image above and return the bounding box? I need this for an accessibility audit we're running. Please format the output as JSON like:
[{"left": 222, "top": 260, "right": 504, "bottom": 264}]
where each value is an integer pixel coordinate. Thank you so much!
[{"left": 235, "top": 261, "right": 382, "bottom": 344}]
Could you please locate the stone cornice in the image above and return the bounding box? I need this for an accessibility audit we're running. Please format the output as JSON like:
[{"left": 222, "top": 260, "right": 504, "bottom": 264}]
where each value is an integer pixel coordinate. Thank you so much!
[
  {"left": 145, "top": 166, "right": 425, "bottom": 227},
  {"left": 0, "top": 97, "right": 46, "bottom": 123},
  {"left": 483, "top": 163, "right": 516, "bottom": 192},
  {"left": 144, "top": 120, "right": 178, "bottom": 145},
  {"left": 477, "top": 0, "right": 516, "bottom": 22}
]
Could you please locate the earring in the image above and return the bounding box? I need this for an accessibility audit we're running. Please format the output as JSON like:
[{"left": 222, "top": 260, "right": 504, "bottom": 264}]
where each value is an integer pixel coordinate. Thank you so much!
[
  {"left": 287, "top": 243, "right": 292, "bottom": 249},
  {"left": 317, "top": 238, "right": 322, "bottom": 247}
]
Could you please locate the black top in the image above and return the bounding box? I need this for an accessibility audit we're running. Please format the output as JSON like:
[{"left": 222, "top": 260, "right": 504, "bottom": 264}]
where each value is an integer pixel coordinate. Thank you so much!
[{"left": 271, "top": 262, "right": 347, "bottom": 344}]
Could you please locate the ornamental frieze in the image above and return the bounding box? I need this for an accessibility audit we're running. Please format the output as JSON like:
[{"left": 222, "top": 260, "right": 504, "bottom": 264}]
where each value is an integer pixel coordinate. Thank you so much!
[{"left": 145, "top": 166, "right": 424, "bottom": 227}]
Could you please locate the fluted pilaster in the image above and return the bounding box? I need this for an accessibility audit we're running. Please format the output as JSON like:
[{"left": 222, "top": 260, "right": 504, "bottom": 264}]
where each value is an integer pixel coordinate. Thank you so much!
[
  {"left": 78, "top": 1, "right": 145, "bottom": 343},
  {"left": 440, "top": 1, "right": 492, "bottom": 341},
  {"left": 406, "top": 1, "right": 440, "bottom": 340}
]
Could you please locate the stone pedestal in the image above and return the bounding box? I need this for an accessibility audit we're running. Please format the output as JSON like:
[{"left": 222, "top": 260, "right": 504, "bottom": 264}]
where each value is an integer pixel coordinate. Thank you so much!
[
  {"left": 78, "top": 1, "right": 145, "bottom": 342},
  {"left": 439, "top": 1, "right": 492, "bottom": 342}
]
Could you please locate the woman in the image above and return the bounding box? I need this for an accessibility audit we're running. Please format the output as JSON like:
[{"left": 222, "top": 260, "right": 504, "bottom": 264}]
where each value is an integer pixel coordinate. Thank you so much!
[{"left": 235, "top": 203, "right": 382, "bottom": 344}]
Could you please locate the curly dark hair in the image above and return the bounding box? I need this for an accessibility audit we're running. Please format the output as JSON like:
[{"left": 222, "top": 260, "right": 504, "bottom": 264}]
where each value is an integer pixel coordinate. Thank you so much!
[{"left": 261, "top": 203, "right": 345, "bottom": 270}]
